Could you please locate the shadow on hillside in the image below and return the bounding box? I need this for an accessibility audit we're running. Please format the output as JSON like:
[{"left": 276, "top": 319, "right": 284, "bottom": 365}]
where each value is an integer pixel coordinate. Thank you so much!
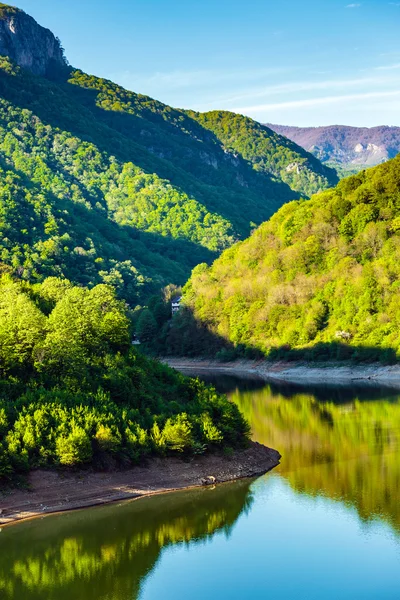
[
  {"left": 3, "top": 164, "right": 216, "bottom": 299},
  {"left": 161, "top": 307, "right": 398, "bottom": 366},
  {"left": 0, "top": 65, "right": 298, "bottom": 238}
]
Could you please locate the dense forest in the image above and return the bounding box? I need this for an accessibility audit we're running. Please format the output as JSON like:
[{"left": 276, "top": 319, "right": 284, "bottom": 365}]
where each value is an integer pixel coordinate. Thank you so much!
[
  {"left": 0, "top": 275, "right": 249, "bottom": 479},
  {"left": 189, "top": 111, "right": 338, "bottom": 197},
  {"left": 0, "top": 9, "right": 337, "bottom": 304},
  {"left": 166, "top": 155, "right": 400, "bottom": 361}
]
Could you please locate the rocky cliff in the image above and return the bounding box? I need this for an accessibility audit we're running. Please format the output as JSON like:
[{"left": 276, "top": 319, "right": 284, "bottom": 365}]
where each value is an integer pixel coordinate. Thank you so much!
[{"left": 0, "top": 4, "right": 67, "bottom": 75}]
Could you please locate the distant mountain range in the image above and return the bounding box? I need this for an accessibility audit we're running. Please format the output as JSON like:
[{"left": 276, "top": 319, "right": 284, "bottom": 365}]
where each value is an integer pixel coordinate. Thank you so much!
[{"left": 267, "top": 124, "right": 400, "bottom": 173}]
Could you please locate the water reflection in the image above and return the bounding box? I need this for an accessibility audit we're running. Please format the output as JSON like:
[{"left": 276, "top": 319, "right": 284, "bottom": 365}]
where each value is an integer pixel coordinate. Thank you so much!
[
  {"left": 219, "top": 376, "right": 400, "bottom": 532},
  {"left": 2, "top": 375, "right": 400, "bottom": 600},
  {"left": 0, "top": 480, "right": 253, "bottom": 600}
]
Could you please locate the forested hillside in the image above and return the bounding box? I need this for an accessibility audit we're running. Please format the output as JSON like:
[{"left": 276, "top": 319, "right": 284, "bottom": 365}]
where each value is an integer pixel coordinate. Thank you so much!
[
  {"left": 189, "top": 111, "right": 338, "bottom": 197},
  {"left": 0, "top": 275, "right": 249, "bottom": 479},
  {"left": 0, "top": 4, "right": 337, "bottom": 303},
  {"left": 168, "top": 155, "right": 400, "bottom": 362}
]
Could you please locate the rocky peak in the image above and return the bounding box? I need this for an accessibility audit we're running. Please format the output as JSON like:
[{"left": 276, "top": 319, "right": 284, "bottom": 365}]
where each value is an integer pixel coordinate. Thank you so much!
[{"left": 0, "top": 3, "right": 68, "bottom": 76}]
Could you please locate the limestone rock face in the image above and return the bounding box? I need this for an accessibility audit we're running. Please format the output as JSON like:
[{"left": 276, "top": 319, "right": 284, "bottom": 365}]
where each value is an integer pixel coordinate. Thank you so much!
[{"left": 0, "top": 6, "right": 67, "bottom": 75}]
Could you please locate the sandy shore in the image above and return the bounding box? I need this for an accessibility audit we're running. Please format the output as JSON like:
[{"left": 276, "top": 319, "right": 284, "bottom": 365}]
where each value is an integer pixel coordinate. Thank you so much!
[
  {"left": 163, "top": 357, "right": 400, "bottom": 388},
  {"left": 0, "top": 442, "right": 280, "bottom": 526}
]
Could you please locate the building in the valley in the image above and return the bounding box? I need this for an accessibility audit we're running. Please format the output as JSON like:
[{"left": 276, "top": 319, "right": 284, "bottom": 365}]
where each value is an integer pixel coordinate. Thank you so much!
[{"left": 171, "top": 296, "right": 182, "bottom": 316}]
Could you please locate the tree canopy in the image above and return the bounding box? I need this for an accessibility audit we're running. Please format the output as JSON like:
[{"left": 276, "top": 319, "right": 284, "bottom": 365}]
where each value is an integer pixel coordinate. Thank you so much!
[
  {"left": 0, "top": 54, "right": 337, "bottom": 305},
  {"left": 0, "top": 276, "right": 249, "bottom": 479}
]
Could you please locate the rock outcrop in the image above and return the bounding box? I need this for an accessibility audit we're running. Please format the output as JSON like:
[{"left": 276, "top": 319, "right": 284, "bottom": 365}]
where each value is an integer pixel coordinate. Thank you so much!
[{"left": 0, "top": 4, "right": 67, "bottom": 75}]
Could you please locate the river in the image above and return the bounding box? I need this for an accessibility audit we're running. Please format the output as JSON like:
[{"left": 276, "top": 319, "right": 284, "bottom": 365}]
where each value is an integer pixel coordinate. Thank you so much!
[{"left": 1, "top": 373, "right": 400, "bottom": 599}]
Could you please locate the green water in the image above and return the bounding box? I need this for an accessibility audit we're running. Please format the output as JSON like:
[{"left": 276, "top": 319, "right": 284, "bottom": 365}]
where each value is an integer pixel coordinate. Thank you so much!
[{"left": 1, "top": 375, "right": 400, "bottom": 599}]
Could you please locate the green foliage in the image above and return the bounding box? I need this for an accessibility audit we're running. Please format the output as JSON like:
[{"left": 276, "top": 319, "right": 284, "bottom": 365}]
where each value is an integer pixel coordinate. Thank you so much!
[
  {"left": 0, "top": 276, "right": 249, "bottom": 479},
  {"left": 162, "top": 414, "right": 193, "bottom": 452},
  {"left": 188, "top": 111, "right": 339, "bottom": 197},
  {"left": 56, "top": 426, "right": 93, "bottom": 466},
  {"left": 136, "top": 309, "right": 158, "bottom": 343},
  {"left": 0, "top": 53, "right": 335, "bottom": 306},
  {"left": 0, "top": 93, "right": 225, "bottom": 304},
  {"left": 0, "top": 4, "right": 20, "bottom": 18},
  {"left": 175, "top": 155, "right": 400, "bottom": 360}
]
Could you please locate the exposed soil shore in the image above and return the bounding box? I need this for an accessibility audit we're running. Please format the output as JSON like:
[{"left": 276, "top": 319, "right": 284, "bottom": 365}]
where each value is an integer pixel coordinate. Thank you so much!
[
  {"left": 163, "top": 357, "right": 400, "bottom": 388},
  {"left": 0, "top": 442, "right": 280, "bottom": 526}
]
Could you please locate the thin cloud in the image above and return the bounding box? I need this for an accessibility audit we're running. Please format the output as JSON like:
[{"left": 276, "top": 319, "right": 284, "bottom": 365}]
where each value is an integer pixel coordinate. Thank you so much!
[
  {"left": 205, "top": 74, "right": 400, "bottom": 107},
  {"left": 114, "top": 67, "right": 288, "bottom": 91},
  {"left": 376, "top": 63, "right": 400, "bottom": 70},
  {"left": 232, "top": 90, "right": 400, "bottom": 114},
  {"left": 346, "top": 3, "right": 362, "bottom": 7}
]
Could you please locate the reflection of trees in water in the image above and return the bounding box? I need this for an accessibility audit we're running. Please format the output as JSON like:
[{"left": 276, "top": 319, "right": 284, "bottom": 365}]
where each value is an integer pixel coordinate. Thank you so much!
[
  {"left": 231, "top": 384, "right": 400, "bottom": 532},
  {"left": 0, "top": 480, "right": 253, "bottom": 600}
]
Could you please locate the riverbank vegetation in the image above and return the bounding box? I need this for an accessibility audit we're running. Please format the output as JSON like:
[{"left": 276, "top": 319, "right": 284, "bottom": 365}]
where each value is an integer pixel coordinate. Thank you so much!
[{"left": 0, "top": 276, "right": 249, "bottom": 480}]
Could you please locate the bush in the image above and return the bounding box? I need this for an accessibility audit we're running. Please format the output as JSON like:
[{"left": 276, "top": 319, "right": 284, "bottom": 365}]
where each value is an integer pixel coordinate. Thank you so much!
[{"left": 56, "top": 426, "right": 93, "bottom": 466}]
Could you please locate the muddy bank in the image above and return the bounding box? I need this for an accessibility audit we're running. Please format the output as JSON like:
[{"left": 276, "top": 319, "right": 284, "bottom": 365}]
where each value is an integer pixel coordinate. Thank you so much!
[
  {"left": 163, "top": 358, "right": 400, "bottom": 389},
  {"left": 0, "top": 442, "right": 280, "bottom": 526}
]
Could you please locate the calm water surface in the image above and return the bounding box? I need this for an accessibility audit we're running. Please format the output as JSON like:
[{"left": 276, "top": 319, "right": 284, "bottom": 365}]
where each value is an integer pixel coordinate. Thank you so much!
[{"left": 2, "top": 374, "right": 400, "bottom": 599}]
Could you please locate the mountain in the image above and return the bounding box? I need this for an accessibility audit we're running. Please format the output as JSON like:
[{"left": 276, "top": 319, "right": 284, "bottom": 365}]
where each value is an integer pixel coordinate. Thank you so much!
[
  {"left": 268, "top": 123, "right": 400, "bottom": 174},
  {"left": 169, "top": 155, "right": 400, "bottom": 362},
  {"left": 187, "top": 111, "right": 338, "bottom": 198},
  {"left": 0, "top": 4, "right": 336, "bottom": 304}
]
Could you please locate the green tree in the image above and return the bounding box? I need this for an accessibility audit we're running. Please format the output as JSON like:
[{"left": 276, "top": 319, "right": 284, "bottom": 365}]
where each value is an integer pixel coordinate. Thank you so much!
[{"left": 136, "top": 309, "right": 158, "bottom": 343}]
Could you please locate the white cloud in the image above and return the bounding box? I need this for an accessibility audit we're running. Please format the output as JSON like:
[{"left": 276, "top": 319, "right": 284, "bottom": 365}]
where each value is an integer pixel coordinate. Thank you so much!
[
  {"left": 200, "top": 74, "right": 400, "bottom": 108},
  {"left": 376, "top": 63, "right": 400, "bottom": 70},
  {"left": 346, "top": 3, "right": 362, "bottom": 7},
  {"left": 232, "top": 90, "right": 400, "bottom": 114},
  {"left": 114, "top": 67, "right": 288, "bottom": 92}
]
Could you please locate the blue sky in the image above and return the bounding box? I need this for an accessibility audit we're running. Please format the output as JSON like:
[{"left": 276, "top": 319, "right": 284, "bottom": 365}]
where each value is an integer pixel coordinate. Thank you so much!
[{"left": 15, "top": 1, "right": 400, "bottom": 126}]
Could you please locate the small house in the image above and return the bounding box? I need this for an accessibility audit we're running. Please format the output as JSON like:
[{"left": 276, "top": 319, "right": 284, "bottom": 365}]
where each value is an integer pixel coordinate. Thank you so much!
[{"left": 171, "top": 296, "right": 182, "bottom": 316}]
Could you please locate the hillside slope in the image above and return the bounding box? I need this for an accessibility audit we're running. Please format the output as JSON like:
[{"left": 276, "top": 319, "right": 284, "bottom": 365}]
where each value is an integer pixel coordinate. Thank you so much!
[
  {"left": 268, "top": 123, "right": 400, "bottom": 171},
  {"left": 171, "top": 155, "right": 400, "bottom": 362},
  {"left": 0, "top": 4, "right": 336, "bottom": 302},
  {"left": 189, "top": 111, "right": 338, "bottom": 197}
]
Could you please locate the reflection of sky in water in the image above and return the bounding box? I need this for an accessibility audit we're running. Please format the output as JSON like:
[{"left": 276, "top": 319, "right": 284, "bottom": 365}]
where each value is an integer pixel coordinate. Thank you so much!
[{"left": 140, "top": 475, "right": 400, "bottom": 600}]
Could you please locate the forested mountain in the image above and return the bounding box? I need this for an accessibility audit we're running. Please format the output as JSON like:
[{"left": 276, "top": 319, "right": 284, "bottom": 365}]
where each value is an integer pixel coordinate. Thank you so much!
[
  {"left": 0, "top": 4, "right": 336, "bottom": 303},
  {"left": 167, "top": 155, "right": 400, "bottom": 362},
  {"left": 268, "top": 123, "right": 400, "bottom": 174},
  {"left": 189, "top": 111, "right": 338, "bottom": 197}
]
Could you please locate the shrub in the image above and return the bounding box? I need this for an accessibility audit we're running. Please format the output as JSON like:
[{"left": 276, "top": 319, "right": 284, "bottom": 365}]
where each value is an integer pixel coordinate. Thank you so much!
[{"left": 56, "top": 426, "right": 93, "bottom": 466}]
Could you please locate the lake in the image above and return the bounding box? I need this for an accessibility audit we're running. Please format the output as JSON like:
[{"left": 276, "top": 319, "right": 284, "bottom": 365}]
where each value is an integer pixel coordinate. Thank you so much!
[{"left": 1, "top": 373, "right": 400, "bottom": 599}]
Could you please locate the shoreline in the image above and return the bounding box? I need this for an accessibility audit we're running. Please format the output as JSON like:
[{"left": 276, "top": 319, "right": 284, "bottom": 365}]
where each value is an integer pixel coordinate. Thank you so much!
[
  {"left": 0, "top": 442, "right": 280, "bottom": 526},
  {"left": 163, "top": 357, "right": 400, "bottom": 388}
]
